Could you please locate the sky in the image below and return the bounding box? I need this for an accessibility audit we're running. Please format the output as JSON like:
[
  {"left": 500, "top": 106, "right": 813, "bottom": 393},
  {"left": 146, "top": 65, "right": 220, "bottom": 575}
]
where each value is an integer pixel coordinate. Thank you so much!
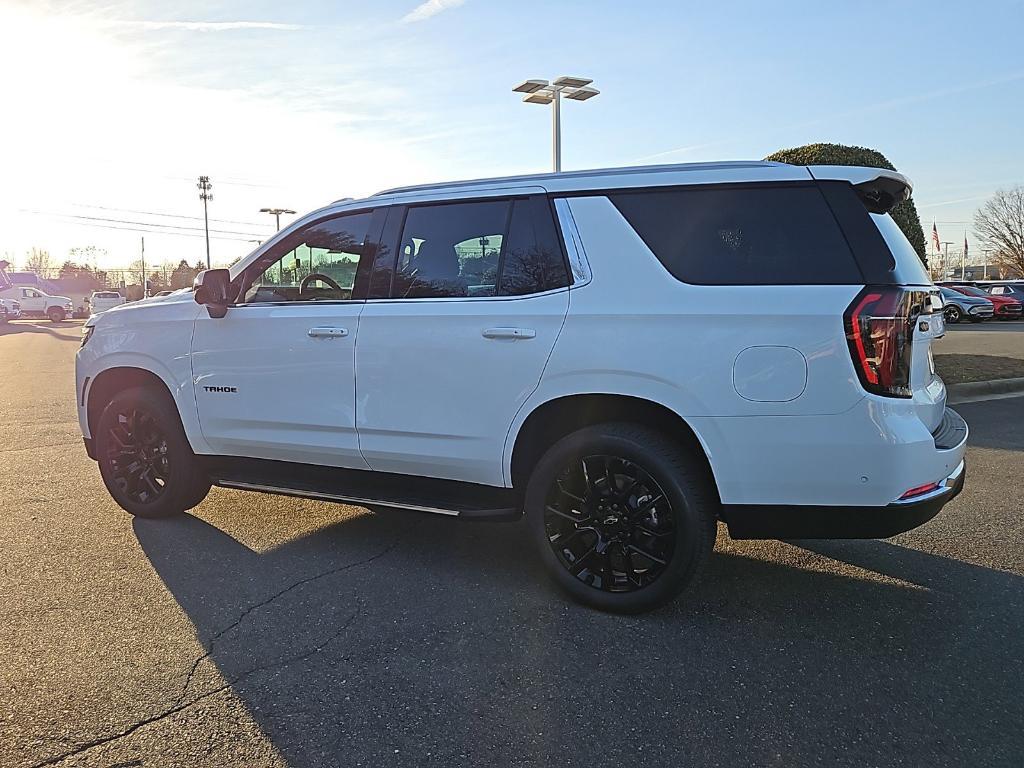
[{"left": 0, "top": 0, "right": 1021, "bottom": 271}]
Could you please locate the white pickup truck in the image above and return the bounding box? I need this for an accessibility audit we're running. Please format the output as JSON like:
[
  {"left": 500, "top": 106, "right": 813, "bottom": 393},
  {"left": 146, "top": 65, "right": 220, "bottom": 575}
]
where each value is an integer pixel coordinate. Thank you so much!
[
  {"left": 0, "top": 285, "right": 74, "bottom": 322},
  {"left": 0, "top": 260, "right": 74, "bottom": 322}
]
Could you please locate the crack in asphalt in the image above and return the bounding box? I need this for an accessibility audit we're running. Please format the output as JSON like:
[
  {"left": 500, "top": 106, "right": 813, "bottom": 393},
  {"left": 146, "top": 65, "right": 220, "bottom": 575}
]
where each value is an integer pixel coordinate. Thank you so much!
[
  {"left": 171, "top": 537, "right": 400, "bottom": 710},
  {"left": 28, "top": 539, "right": 399, "bottom": 768}
]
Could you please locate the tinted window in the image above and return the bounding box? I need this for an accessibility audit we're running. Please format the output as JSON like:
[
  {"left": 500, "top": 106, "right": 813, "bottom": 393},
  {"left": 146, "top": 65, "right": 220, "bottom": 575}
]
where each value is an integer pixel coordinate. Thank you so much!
[
  {"left": 242, "top": 212, "right": 372, "bottom": 303},
  {"left": 393, "top": 201, "right": 508, "bottom": 298},
  {"left": 499, "top": 198, "right": 569, "bottom": 296},
  {"left": 610, "top": 185, "right": 861, "bottom": 285}
]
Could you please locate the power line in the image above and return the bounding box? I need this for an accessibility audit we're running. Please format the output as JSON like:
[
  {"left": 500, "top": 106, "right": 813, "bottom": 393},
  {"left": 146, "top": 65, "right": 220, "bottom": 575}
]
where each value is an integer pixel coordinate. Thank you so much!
[
  {"left": 70, "top": 202, "right": 272, "bottom": 228},
  {"left": 19, "top": 212, "right": 263, "bottom": 243},
  {"left": 21, "top": 210, "right": 266, "bottom": 238}
]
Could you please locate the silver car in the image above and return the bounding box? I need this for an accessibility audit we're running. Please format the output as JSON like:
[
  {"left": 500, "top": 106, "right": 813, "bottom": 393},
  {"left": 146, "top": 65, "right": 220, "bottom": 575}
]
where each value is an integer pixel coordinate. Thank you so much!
[{"left": 938, "top": 286, "right": 993, "bottom": 323}]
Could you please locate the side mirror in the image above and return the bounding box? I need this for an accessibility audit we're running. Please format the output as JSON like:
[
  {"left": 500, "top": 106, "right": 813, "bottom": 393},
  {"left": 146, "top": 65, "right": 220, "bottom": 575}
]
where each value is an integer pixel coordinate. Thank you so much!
[{"left": 193, "top": 269, "right": 233, "bottom": 318}]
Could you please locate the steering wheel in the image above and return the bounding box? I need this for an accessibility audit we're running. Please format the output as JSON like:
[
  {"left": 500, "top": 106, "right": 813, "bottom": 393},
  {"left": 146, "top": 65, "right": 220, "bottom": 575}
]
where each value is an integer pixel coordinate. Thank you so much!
[{"left": 299, "top": 273, "right": 344, "bottom": 295}]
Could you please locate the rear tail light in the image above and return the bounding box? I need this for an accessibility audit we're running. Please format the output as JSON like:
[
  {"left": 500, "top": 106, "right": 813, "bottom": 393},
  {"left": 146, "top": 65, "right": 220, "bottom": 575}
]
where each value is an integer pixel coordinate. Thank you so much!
[{"left": 844, "top": 286, "right": 928, "bottom": 398}]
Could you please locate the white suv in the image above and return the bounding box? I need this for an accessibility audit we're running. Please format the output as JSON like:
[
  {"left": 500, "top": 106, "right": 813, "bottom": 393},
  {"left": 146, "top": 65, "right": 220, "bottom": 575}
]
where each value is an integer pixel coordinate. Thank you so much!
[{"left": 76, "top": 161, "right": 967, "bottom": 613}]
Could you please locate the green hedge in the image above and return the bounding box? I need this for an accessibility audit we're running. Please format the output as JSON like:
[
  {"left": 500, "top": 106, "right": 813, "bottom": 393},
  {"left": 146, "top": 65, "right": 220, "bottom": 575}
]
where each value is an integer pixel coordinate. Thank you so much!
[{"left": 765, "top": 143, "right": 927, "bottom": 264}]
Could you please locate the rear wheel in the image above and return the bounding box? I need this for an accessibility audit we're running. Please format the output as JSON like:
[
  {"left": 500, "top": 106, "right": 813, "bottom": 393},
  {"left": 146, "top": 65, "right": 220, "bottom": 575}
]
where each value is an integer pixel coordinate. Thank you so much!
[
  {"left": 47, "top": 307, "right": 65, "bottom": 323},
  {"left": 95, "top": 387, "right": 210, "bottom": 518},
  {"left": 525, "top": 423, "right": 717, "bottom": 614},
  {"left": 944, "top": 305, "right": 961, "bottom": 324}
]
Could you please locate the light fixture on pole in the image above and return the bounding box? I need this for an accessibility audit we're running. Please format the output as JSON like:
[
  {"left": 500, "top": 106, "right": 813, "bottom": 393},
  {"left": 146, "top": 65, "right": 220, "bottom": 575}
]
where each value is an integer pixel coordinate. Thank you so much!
[
  {"left": 513, "top": 76, "right": 599, "bottom": 172},
  {"left": 259, "top": 207, "right": 296, "bottom": 231}
]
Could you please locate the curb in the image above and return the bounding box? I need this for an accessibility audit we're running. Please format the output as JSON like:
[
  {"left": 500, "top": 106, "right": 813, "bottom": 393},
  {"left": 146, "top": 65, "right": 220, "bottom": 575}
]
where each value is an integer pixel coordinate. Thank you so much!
[{"left": 947, "top": 377, "right": 1024, "bottom": 404}]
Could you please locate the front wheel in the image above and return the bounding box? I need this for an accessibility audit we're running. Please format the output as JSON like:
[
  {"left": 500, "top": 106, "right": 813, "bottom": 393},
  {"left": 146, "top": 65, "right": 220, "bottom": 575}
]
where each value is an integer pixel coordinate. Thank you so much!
[
  {"left": 95, "top": 387, "right": 210, "bottom": 518},
  {"left": 525, "top": 423, "right": 717, "bottom": 614},
  {"left": 944, "top": 305, "right": 962, "bottom": 324}
]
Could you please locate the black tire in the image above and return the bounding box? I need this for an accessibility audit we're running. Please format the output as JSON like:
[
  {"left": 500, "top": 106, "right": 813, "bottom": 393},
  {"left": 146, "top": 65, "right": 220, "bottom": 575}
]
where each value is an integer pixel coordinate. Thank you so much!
[
  {"left": 525, "top": 423, "right": 717, "bottom": 614},
  {"left": 47, "top": 307, "right": 65, "bottom": 323},
  {"left": 95, "top": 386, "right": 211, "bottom": 518},
  {"left": 944, "top": 305, "right": 961, "bottom": 324}
]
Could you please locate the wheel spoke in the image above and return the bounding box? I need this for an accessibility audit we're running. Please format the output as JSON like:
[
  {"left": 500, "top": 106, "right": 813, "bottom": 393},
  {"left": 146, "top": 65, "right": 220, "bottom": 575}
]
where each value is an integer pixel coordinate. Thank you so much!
[
  {"left": 604, "top": 457, "right": 617, "bottom": 496},
  {"left": 546, "top": 504, "right": 589, "bottom": 524},
  {"left": 555, "top": 477, "right": 587, "bottom": 505},
  {"left": 568, "top": 545, "right": 598, "bottom": 576},
  {"left": 627, "top": 544, "right": 667, "bottom": 567}
]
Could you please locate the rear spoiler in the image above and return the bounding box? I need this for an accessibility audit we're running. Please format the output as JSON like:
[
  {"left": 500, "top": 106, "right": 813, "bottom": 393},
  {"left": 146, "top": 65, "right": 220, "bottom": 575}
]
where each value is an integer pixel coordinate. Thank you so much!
[{"left": 807, "top": 166, "right": 912, "bottom": 214}]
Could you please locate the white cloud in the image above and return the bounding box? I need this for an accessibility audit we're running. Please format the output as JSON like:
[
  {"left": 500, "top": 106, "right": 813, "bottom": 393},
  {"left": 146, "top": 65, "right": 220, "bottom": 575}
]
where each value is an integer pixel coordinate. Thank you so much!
[
  {"left": 401, "top": 0, "right": 466, "bottom": 24},
  {"left": 113, "top": 20, "right": 304, "bottom": 32}
]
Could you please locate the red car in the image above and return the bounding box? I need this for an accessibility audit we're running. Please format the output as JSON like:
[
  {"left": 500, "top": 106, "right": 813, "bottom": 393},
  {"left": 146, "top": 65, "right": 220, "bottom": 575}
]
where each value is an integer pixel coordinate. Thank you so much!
[{"left": 948, "top": 285, "right": 1023, "bottom": 320}]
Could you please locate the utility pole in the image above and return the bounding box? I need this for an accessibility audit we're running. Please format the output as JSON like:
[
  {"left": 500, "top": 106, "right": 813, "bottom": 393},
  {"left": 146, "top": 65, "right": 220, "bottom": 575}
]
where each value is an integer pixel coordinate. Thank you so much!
[
  {"left": 140, "top": 236, "right": 146, "bottom": 298},
  {"left": 198, "top": 176, "right": 213, "bottom": 269}
]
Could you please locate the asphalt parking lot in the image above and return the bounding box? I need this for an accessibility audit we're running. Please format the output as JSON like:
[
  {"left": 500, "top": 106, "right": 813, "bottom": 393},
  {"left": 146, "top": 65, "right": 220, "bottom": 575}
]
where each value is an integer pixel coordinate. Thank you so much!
[{"left": 1, "top": 319, "right": 1022, "bottom": 768}]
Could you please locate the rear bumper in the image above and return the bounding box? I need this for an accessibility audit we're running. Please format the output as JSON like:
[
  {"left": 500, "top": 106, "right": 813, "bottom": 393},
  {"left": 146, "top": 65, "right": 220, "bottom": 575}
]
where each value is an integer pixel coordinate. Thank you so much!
[{"left": 723, "top": 459, "right": 965, "bottom": 539}]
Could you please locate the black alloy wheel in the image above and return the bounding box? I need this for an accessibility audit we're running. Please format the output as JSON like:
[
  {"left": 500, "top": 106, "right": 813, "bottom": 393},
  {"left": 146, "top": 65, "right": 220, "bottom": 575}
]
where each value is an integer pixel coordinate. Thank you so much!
[
  {"left": 96, "top": 387, "right": 210, "bottom": 517},
  {"left": 544, "top": 455, "right": 676, "bottom": 593},
  {"left": 526, "top": 423, "right": 716, "bottom": 614},
  {"left": 944, "top": 305, "right": 962, "bottom": 324},
  {"left": 105, "top": 406, "right": 172, "bottom": 505}
]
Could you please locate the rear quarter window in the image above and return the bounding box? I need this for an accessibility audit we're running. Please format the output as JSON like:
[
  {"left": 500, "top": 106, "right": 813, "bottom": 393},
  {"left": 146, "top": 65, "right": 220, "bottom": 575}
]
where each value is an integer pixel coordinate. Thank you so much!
[{"left": 609, "top": 184, "right": 862, "bottom": 285}]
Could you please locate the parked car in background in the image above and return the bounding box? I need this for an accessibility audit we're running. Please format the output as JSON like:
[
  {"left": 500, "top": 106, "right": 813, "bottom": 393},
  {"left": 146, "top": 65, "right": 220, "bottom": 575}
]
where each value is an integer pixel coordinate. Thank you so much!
[
  {"left": 77, "top": 161, "right": 967, "bottom": 614},
  {"left": 89, "top": 291, "right": 126, "bottom": 315},
  {"left": 947, "top": 284, "right": 1022, "bottom": 320},
  {"left": 938, "top": 286, "right": 993, "bottom": 323},
  {"left": 982, "top": 282, "right": 1024, "bottom": 306},
  {"left": 0, "top": 297, "right": 21, "bottom": 323}
]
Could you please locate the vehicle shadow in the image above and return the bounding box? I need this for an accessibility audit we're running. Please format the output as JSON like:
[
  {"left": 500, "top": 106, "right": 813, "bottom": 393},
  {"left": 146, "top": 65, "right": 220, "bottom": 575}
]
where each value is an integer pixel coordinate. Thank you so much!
[
  {"left": 0, "top": 320, "right": 82, "bottom": 341},
  {"left": 132, "top": 506, "right": 1024, "bottom": 767}
]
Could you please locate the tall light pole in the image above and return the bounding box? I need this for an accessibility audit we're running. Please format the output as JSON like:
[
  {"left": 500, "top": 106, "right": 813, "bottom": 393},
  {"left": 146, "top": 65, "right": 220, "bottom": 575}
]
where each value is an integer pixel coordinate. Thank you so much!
[
  {"left": 513, "top": 76, "right": 600, "bottom": 172},
  {"left": 942, "top": 241, "right": 954, "bottom": 279},
  {"left": 198, "top": 176, "right": 213, "bottom": 269},
  {"left": 259, "top": 207, "right": 295, "bottom": 231}
]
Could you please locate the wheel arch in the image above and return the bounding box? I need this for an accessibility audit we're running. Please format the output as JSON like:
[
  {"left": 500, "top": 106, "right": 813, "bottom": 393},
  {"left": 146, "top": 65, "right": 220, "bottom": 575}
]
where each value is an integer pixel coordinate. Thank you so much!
[
  {"left": 507, "top": 393, "right": 721, "bottom": 500},
  {"left": 86, "top": 366, "right": 179, "bottom": 441}
]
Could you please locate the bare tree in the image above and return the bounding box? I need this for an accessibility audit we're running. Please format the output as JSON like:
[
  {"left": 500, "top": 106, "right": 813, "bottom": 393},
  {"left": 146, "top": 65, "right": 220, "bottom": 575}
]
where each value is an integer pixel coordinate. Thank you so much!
[
  {"left": 974, "top": 186, "right": 1024, "bottom": 278},
  {"left": 24, "top": 247, "right": 52, "bottom": 275}
]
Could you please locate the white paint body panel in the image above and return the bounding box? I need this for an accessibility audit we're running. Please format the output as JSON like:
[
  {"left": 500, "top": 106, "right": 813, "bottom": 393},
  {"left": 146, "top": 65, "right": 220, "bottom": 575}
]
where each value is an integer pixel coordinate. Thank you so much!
[
  {"left": 191, "top": 302, "right": 368, "bottom": 468},
  {"left": 356, "top": 290, "right": 568, "bottom": 485}
]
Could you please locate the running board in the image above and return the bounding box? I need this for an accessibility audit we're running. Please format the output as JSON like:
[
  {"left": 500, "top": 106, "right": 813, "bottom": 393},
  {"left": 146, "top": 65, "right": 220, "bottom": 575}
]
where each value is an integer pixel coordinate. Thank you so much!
[{"left": 200, "top": 456, "right": 521, "bottom": 521}]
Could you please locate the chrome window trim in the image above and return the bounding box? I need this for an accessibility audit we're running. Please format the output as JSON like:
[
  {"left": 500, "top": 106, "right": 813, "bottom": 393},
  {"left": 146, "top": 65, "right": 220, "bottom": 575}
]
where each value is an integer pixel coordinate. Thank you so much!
[{"left": 553, "top": 197, "right": 592, "bottom": 288}]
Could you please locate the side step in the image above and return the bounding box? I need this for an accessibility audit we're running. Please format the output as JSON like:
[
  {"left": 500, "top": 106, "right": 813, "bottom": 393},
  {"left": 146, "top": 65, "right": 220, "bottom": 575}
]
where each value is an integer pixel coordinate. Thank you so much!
[{"left": 199, "top": 456, "right": 522, "bottom": 521}]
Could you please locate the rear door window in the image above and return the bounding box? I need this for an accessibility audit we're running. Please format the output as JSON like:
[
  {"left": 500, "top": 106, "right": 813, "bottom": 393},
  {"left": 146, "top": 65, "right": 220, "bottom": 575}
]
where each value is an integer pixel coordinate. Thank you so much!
[
  {"left": 609, "top": 184, "right": 862, "bottom": 285},
  {"left": 387, "top": 196, "right": 569, "bottom": 299}
]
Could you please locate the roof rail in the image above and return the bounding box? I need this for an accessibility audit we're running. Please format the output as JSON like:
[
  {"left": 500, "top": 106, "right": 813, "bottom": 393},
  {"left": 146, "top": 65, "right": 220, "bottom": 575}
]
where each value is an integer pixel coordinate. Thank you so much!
[{"left": 372, "top": 160, "right": 784, "bottom": 197}]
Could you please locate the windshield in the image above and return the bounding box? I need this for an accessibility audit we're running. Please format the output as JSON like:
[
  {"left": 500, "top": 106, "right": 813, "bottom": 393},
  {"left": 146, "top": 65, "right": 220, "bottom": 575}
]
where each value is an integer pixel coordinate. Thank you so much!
[{"left": 957, "top": 285, "right": 990, "bottom": 298}]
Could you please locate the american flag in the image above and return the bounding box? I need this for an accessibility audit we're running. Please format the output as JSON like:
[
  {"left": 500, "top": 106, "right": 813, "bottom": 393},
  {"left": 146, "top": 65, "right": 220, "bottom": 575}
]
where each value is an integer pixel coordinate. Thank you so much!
[
  {"left": 964, "top": 235, "right": 969, "bottom": 259},
  {"left": 932, "top": 223, "right": 942, "bottom": 254}
]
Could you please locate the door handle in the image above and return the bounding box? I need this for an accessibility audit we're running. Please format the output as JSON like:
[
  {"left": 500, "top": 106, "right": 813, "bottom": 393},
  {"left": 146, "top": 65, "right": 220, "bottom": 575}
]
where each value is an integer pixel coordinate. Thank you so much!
[
  {"left": 308, "top": 326, "right": 349, "bottom": 338},
  {"left": 482, "top": 327, "right": 536, "bottom": 340}
]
